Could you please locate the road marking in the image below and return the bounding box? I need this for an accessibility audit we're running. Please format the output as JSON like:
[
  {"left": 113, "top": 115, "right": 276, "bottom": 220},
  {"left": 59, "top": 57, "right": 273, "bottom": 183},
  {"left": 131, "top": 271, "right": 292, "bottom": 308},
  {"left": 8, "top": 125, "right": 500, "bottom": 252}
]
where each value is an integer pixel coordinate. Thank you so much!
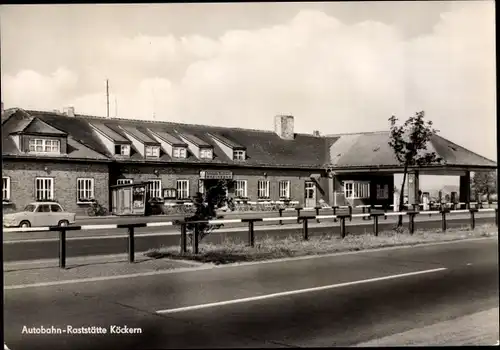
[{"left": 156, "top": 267, "right": 448, "bottom": 314}]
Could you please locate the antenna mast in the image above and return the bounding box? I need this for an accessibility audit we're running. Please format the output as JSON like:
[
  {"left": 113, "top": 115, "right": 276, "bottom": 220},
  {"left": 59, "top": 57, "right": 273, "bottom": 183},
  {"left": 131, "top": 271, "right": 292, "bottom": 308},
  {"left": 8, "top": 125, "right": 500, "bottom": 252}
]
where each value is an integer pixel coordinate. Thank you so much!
[{"left": 106, "top": 79, "right": 110, "bottom": 118}]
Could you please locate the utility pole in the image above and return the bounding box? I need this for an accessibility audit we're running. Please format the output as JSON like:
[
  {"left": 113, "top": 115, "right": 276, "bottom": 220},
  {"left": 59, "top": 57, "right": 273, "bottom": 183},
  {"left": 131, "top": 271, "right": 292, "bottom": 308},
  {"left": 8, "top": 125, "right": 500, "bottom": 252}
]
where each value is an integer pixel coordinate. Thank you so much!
[{"left": 106, "top": 79, "right": 110, "bottom": 118}]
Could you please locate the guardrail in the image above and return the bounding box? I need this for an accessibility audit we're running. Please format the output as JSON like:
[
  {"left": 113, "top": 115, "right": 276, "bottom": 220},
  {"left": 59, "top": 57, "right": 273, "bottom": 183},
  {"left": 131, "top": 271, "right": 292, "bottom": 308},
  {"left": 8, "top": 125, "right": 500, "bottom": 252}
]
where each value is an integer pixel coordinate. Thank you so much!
[{"left": 4, "top": 206, "right": 497, "bottom": 269}]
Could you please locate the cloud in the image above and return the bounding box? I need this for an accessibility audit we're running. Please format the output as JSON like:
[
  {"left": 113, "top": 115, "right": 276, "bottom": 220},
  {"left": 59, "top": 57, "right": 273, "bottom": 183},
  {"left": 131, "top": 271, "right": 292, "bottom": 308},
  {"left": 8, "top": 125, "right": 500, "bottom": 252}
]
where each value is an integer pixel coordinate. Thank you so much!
[{"left": 1, "top": 4, "right": 495, "bottom": 160}]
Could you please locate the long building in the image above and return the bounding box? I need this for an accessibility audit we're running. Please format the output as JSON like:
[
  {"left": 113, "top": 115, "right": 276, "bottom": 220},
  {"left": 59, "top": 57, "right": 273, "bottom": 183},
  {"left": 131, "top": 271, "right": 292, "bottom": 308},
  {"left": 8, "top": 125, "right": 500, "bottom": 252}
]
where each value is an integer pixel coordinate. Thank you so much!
[{"left": 1, "top": 106, "right": 496, "bottom": 216}]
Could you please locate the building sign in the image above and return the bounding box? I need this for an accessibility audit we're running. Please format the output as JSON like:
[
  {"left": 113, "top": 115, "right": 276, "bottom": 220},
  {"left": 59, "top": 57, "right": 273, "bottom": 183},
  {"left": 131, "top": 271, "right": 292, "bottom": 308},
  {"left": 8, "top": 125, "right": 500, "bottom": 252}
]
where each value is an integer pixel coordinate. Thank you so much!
[
  {"left": 199, "top": 170, "right": 233, "bottom": 180},
  {"left": 376, "top": 184, "right": 389, "bottom": 199}
]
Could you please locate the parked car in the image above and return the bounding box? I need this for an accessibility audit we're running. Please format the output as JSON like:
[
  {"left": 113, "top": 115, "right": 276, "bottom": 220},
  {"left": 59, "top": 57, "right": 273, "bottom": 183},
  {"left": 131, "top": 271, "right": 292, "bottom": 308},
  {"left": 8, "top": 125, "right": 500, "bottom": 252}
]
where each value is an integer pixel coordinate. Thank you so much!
[{"left": 3, "top": 202, "right": 76, "bottom": 228}]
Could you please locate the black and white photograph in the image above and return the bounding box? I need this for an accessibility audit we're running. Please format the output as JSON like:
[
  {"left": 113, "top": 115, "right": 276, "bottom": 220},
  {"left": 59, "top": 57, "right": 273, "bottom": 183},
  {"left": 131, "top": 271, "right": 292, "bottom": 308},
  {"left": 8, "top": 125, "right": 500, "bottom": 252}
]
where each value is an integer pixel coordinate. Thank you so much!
[{"left": 1, "top": 1, "right": 498, "bottom": 349}]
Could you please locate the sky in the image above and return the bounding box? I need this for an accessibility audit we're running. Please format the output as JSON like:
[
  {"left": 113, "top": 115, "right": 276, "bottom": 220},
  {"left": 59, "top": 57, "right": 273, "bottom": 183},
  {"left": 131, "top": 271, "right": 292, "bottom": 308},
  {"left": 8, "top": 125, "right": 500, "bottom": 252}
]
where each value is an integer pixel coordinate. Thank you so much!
[{"left": 0, "top": 2, "right": 496, "bottom": 190}]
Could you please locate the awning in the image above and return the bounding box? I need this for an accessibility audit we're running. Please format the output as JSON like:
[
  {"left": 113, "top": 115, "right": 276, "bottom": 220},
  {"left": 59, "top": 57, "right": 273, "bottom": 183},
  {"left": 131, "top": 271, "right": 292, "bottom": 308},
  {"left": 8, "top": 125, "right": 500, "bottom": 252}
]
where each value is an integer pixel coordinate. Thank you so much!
[{"left": 200, "top": 170, "right": 233, "bottom": 180}]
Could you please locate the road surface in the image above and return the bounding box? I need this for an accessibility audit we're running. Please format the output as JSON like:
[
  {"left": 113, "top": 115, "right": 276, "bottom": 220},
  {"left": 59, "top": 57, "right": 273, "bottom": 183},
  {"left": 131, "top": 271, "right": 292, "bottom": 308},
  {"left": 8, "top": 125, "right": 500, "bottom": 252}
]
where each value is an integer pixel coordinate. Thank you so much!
[
  {"left": 3, "top": 212, "right": 495, "bottom": 262},
  {"left": 4, "top": 238, "right": 498, "bottom": 349}
]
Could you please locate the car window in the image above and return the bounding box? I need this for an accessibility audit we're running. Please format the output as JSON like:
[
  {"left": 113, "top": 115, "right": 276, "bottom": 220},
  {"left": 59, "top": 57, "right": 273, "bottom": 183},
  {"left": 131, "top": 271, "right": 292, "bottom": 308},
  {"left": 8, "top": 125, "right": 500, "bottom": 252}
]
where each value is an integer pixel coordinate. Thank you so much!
[
  {"left": 37, "top": 205, "right": 51, "bottom": 212},
  {"left": 24, "top": 204, "right": 36, "bottom": 212},
  {"left": 51, "top": 205, "right": 62, "bottom": 212}
]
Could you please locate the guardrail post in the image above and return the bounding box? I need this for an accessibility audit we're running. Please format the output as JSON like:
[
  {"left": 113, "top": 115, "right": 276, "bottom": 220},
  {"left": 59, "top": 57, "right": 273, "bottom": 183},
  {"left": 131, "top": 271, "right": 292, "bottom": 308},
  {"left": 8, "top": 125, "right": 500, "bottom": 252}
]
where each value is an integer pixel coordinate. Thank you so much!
[
  {"left": 180, "top": 222, "right": 187, "bottom": 254},
  {"left": 295, "top": 207, "right": 302, "bottom": 224},
  {"left": 348, "top": 206, "right": 352, "bottom": 222},
  {"left": 315, "top": 206, "right": 321, "bottom": 223},
  {"left": 362, "top": 206, "right": 366, "bottom": 220},
  {"left": 248, "top": 220, "right": 255, "bottom": 247},
  {"left": 192, "top": 223, "right": 199, "bottom": 254},
  {"left": 441, "top": 209, "right": 448, "bottom": 232},
  {"left": 333, "top": 206, "right": 338, "bottom": 222},
  {"left": 338, "top": 214, "right": 348, "bottom": 239},
  {"left": 302, "top": 217, "right": 309, "bottom": 241},
  {"left": 469, "top": 209, "right": 476, "bottom": 230},
  {"left": 128, "top": 226, "right": 135, "bottom": 263},
  {"left": 408, "top": 212, "right": 416, "bottom": 235},
  {"left": 59, "top": 229, "right": 66, "bottom": 269},
  {"left": 279, "top": 208, "right": 284, "bottom": 225},
  {"left": 372, "top": 214, "right": 379, "bottom": 237}
]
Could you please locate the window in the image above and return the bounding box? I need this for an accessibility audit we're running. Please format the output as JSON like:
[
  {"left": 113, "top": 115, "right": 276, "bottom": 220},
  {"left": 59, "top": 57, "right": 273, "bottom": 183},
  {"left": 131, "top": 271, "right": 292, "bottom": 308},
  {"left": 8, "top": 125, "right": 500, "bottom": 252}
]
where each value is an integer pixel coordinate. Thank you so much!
[
  {"left": 234, "top": 180, "right": 247, "bottom": 198},
  {"left": 28, "top": 139, "right": 60, "bottom": 153},
  {"left": 176, "top": 180, "right": 189, "bottom": 199},
  {"left": 77, "top": 178, "right": 94, "bottom": 202},
  {"left": 173, "top": 147, "right": 187, "bottom": 158},
  {"left": 35, "top": 177, "right": 54, "bottom": 200},
  {"left": 279, "top": 180, "right": 290, "bottom": 199},
  {"left": 344, "top": 181, "right": 370, "bottom": 199},
  {"left": 200, "top": 148, "right": 213, "bottom": 159},
  {"left": 145, "top": 146, "right": 160, "bottom": 157},
  {"left": 258, "top": 180, "right": 270, "bottom": 198},
  {"left": 115, "top": 144, "right": 130, "bottom": 156},
  {"left": 117, "top": 179, "right": 133, "bottom": 185},
  {"left": 147, "top": 179, "right": 162, "bottom": 198},
  {"left": 233, "top": 150, "right": 246, "bottom": 161},
  {"left": 3, "top": 177, "right": 10, "bottom": 201}
]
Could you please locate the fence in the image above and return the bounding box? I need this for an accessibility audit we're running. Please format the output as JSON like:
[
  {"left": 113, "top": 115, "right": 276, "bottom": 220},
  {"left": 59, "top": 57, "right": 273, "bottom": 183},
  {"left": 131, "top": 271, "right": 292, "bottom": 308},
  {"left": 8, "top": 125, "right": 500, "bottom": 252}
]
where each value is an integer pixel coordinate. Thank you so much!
[{"left": 4, "top": 204, "right": 497, "bottom": 269}]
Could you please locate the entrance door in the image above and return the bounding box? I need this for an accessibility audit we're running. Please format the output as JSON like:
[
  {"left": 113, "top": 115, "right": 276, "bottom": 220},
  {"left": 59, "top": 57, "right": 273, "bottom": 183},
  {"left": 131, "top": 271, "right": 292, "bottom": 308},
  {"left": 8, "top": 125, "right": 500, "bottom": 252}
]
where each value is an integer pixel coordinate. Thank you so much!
[{"left": 305, "top": 181, "right": 316, "bottom": 208}]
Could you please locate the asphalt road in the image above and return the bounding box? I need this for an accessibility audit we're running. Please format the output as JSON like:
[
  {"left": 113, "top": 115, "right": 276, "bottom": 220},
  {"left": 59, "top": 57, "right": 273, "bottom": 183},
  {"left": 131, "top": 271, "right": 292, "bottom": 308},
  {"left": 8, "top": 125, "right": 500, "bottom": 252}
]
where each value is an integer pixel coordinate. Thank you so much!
[
  {"left": 3, "top": 213, "right": 495, "bottom": 262},
  {"left": 4, "top": 238, "right": 498, "bottom": 349}
]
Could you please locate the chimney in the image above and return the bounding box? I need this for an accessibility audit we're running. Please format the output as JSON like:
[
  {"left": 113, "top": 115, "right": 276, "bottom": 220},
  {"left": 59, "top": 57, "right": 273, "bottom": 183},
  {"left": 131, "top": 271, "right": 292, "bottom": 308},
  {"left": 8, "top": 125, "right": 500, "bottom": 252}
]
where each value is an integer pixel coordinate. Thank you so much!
[
  {"left": 274, "top": 115, "right": 294, "bottom": 140},
  {"left": 63, "top": 106, "right": 75, "bottom": 117},
  {"left": 313, "top": 130, "right": 320, "bottom": 137}
]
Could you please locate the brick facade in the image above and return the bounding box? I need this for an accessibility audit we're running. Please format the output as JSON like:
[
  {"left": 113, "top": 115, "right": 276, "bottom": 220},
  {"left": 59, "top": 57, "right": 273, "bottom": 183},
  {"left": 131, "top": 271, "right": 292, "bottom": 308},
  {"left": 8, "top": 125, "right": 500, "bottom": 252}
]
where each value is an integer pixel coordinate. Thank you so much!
[{"left": 2, "top": 160, "right": 109, "bottom": 215}]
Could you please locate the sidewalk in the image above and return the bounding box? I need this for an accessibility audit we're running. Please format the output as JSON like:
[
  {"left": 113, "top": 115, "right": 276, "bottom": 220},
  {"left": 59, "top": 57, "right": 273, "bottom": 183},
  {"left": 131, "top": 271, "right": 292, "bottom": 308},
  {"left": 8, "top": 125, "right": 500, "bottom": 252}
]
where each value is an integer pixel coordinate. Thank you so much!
[{"left": 4, "top": 253, "right": 204, "bottom": 287}]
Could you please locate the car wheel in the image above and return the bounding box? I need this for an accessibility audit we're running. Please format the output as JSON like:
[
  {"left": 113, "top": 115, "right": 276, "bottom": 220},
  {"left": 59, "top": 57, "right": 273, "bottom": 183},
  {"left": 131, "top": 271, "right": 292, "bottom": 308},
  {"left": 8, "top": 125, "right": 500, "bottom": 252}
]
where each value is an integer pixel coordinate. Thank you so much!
[
  {"left": 58, "top": 220, "right": 69, "bottom": 227},
  {"left": 19, "top": 221, "right": 31, "bottom": 228}
]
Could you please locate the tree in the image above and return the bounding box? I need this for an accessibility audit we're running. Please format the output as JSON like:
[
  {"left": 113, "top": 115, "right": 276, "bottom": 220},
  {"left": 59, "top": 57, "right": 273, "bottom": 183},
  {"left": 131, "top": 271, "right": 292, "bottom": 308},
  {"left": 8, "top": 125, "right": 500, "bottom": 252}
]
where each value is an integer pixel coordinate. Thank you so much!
[
  {"left": 471, "top": 171, "right": 497, "bottom": 201},
  {"left": 388, "top": 111, "right": 442, "bottom": 227},
  {"left": 185, "top": 180, "right": 235, "bottom": 244}
]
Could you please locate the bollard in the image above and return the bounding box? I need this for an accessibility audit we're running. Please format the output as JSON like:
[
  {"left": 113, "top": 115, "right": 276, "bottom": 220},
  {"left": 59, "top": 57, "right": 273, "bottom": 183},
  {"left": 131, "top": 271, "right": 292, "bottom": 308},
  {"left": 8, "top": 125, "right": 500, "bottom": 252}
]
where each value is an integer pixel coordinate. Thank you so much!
[
  {"left": 59, "top": 229, "right": 66, "bottom": 269},
  {"left": 279, "top": 208, "right": 284, "bottom": 225},
  {"left": 333, "top": 206, "right": 338, "bottom": 222},
  {"left": 348, "top": 206, "right": 352, "bottom": 222},
  {"left": 128, "top": 227, "right": 135, "bottom": 263},
  {"left": 302, "top": 217, "right": 309, "bottom": 241},
  {"left": 180, "top": 222, "right": 187, "bottom": 254},
  {"left": 192, "top": 223, "right": 199, "bottom": 254}
]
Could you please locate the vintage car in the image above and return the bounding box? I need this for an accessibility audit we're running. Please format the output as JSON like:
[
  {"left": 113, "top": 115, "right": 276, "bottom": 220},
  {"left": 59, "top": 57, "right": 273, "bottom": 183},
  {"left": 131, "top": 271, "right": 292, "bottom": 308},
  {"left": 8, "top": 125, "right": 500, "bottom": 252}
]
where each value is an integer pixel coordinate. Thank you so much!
[{"left": 3, "top": 202, "right": 76, "bottom": 228}]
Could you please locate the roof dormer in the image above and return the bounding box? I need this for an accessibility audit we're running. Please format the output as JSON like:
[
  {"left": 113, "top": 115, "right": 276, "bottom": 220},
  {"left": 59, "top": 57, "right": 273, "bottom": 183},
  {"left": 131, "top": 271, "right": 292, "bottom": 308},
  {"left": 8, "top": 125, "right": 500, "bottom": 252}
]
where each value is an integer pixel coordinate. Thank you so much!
[
  {"left": 118, "top": 126, "right": 162, "bottom": 158},
  {"left": 89, "top": 122, "right": 133, "bottom": 157},
  {"left": 7, "top": 114, "right": 68, "bottom": 155},
  {"left": 176, "top": 132, "right": 214, "bottom": 160},
  {"left": 147, "top": 128, "right": 189, "bottom": 159},
  {"left": 208, "top": 132, "right": 247, "bottom": 161}
]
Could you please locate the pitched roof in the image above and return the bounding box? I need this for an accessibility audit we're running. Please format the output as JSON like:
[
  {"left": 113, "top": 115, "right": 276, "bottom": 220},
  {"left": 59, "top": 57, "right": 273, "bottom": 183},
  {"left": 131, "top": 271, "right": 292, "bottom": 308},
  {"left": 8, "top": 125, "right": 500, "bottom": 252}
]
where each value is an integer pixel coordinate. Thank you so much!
[
  {"left": 177, "top": 131, "right": 213, "bottom": 147},
  {"left": 147, "top": 128, "right": 187, "bottom": 147},
  {"left": 2, "top": 109, "right": 496, "bottom": 170},
  {"left": 89, "top": 122, "right": 131, "bottom": 143},
  {"left": 327, "top": 131, "right": 496, "bottom": 168},
  {"left": 119, "top": 125, "right": 160, "bottom": 145},
  {"left": 23, "top": 118, "right": 68, "bottom": 136},
  {"left": 209, "top": 132, "right": 246, "bottom": 149}
]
